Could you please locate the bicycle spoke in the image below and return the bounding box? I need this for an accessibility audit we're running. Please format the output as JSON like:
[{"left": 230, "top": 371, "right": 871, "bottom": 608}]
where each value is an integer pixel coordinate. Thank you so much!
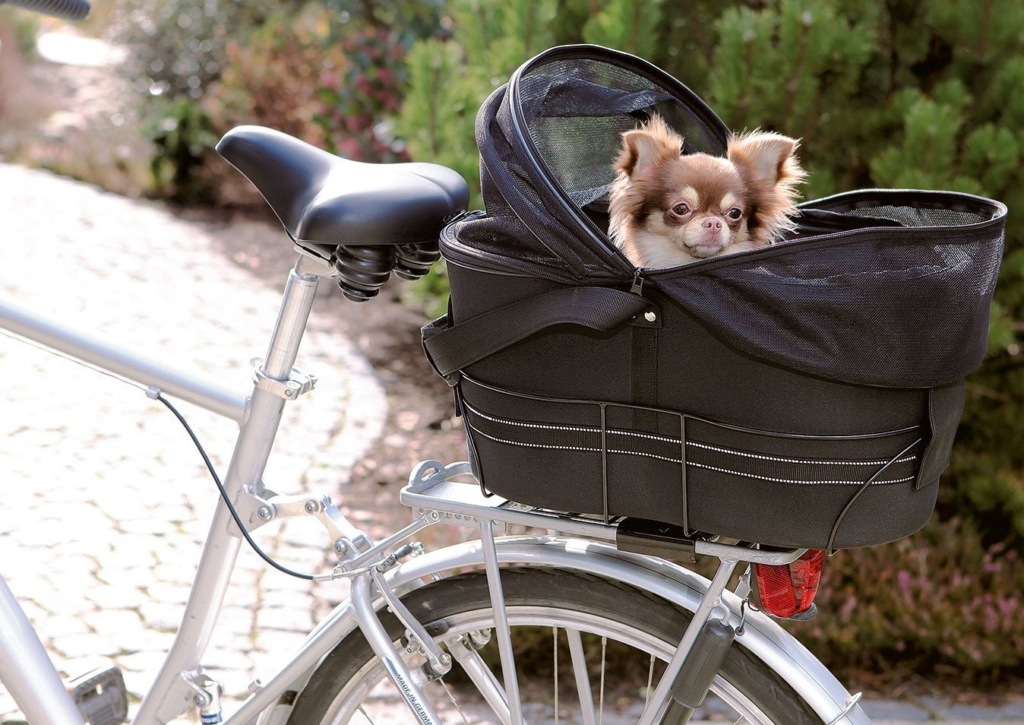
[
  {"left": 356, "top": 704, "right": 376, "bottom": 724},
  {"left": 438, "top": 677, "right": 473, "bottom": 725},
  {"left": 480, "top": 522, "right": 525, "bottom": 725},
  {"left": 565, "top": 627, "right": 598, "bottom": 725},
  {"left": 599, "top": 635, "right": 607, "bottom": 725},
  {"left": 553, "top": 626, "right": 560, "bottom": 725},
  {"left": 645, "top": 653, "right": 656, "bottom": 710}
]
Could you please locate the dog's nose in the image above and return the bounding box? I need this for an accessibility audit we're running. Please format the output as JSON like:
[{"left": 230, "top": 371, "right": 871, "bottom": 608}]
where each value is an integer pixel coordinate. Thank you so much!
[{"left": 702, "top": 218, "right": 723, "bottom": 231}]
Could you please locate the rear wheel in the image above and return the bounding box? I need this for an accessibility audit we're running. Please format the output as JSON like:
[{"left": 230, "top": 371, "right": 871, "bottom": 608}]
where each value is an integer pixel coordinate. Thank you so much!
[{"left": 287, "top": 567, "right": 819, "bottom": 724}]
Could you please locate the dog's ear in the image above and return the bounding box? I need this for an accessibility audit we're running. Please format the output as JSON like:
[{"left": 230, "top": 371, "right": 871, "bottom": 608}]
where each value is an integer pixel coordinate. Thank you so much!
[
  {"left": 615, "top": 115, "right": 683, "bottom": 180},
  {"left": 727, "top": 131, "right": 804, "bottom": 188}
]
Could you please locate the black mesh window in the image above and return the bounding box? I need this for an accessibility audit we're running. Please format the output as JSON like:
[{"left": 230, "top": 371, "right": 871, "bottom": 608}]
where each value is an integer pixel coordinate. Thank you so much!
[{"left": 653, "top": 193, "right": 1005, "bottom": 387}]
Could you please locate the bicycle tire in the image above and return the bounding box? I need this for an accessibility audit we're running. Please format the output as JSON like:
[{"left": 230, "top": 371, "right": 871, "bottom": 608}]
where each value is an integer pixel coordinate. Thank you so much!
[{"left": 287, "top": 567, "right": 820, "bottom": 724}]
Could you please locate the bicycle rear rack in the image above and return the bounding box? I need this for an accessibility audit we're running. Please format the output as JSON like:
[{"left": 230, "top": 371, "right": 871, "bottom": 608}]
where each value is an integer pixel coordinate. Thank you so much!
[
  {"left": 400, "top": 460, "right": 805, "bottom": 567},
  {"left": 401, "top": 459, "right": 816, "bottom": 724}
]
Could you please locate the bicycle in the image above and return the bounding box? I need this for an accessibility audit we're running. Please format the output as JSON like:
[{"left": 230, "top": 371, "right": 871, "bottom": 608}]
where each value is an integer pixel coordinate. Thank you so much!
[{"left": 1, "top": 1, "right": 1000, "bottom": 724}]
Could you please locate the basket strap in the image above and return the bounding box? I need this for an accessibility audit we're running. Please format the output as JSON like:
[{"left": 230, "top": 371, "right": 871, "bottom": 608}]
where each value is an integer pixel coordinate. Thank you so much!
[{"left": 422, "top": 287, "right": 650, "bottom": 384}]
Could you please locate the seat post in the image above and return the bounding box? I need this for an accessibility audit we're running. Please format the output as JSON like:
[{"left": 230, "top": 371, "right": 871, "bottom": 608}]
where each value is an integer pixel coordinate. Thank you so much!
[{"left": 262, "top": 254, "right": 331, "bottom": 379}]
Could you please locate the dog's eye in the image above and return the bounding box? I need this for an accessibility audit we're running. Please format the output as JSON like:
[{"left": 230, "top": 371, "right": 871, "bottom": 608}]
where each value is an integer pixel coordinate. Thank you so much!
[
  {"left": 726, "top": 207, "right": 743, "bottom": 220},
  {"left": 672, "top": 203, "right": 690, "bottom": 216}
]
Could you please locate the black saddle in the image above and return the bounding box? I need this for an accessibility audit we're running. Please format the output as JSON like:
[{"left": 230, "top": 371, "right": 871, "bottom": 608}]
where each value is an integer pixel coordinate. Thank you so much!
[
  {"left": 217, "top": 126, "right": 470, "bottom": 300},
  {"left": 217, "top": 125, "right": 469, "bottom": 251}
]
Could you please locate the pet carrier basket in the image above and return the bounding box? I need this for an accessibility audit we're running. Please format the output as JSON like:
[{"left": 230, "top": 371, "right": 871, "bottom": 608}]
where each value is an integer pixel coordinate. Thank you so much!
[{"left": 422, "top": 45, "right": 1006, "bottom": 551}]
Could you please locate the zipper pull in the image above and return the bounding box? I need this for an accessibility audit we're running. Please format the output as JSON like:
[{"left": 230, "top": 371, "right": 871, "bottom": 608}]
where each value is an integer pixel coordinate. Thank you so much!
[
  {"left": 631, "top": 268, "right": 645, "bottom": 295},
  {"left": 444, "top": 209, "right": 473, "bottom": 225}
]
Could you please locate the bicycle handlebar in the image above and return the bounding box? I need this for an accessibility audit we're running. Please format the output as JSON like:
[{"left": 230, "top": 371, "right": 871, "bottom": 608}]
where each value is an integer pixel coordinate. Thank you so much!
[{"left": 0, "top": 0, "right": 90, "bottom": 21}]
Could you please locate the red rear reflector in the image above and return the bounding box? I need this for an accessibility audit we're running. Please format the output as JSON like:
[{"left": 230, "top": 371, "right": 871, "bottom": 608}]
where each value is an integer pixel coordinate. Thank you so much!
[{"left": 754, "top": 549, "right": 825, "bottom": 619}]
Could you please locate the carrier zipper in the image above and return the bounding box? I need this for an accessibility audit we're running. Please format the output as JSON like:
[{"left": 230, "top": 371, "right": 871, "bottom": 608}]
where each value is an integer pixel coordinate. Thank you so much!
[
  {"left": 444, "top": 209, "right": 474, "bottom": 225},
  {"left": 631, "top": 268, "right": 645, "bottom": 295}
]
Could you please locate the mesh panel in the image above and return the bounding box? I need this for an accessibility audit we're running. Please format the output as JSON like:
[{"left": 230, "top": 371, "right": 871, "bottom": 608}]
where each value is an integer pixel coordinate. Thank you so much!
[
  {"left": 448, "top": 47, "right": 733, "bottom": 284},
  {"left": 654, "top": 201, "right": 1004, "bottom": 387},
  {"left": 845, "top": 205, "right": 989, "bottom": 228},
  {"left": 531, "top": 114, "right": 630, "bottom": 207},
  {"left": 517, "top": 57, "right": 727, "bottom": 211}
]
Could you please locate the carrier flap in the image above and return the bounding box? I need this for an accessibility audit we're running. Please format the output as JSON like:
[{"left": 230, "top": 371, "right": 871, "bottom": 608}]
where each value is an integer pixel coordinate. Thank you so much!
[
  {"left": 915, "top": 381, "right": 967, "bottom": 489},
  {"left": 422, "top": 286, "right": 651, "bottom": 382}
]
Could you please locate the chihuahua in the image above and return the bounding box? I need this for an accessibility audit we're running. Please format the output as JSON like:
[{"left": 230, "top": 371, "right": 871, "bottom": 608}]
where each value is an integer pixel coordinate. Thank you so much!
[{"left": 608, "top": 115, "right": 805, "bottom": 268}]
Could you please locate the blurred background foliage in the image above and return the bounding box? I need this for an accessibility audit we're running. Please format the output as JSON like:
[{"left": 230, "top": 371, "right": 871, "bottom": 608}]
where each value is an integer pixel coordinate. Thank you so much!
[
  {"left": 2, "top": 0, "right": 1022, "bottom": 687},
  {"left": 101, "top": 0, "right": 446, "bottom": 201}
]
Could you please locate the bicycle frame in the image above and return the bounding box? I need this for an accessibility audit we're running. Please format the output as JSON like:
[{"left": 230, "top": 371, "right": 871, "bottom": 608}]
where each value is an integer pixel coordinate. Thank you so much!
[
  {"left": 0, "top": 250, "right": 869, "bottom": 725},
  {"left": 0, "top": 251, "right": 326, "bottom": 725}
]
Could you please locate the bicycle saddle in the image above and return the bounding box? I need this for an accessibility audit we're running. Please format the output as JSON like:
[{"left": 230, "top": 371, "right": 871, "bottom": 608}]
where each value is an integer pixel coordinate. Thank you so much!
[{"left": 216, "top": 125, "right": 469, "bottom": 253}]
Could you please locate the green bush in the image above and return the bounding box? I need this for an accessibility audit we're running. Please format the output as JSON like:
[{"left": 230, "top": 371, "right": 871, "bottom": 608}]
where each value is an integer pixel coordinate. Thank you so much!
[
  {"left": 698, "top": 2, "right": 1024, "bottom": 551},
  {"left": 393, "top": 0, "right": 562, "bottom": 307},
  {"left": 108, "top": 0, "right": 285, "bottom": 100},
  {"left": 146, "top": 96, "right": 217, "bottom": 203}
]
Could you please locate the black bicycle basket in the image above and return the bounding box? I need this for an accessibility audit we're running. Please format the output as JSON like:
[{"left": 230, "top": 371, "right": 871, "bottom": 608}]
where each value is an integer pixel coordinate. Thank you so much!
[{"left": 423, "top": 45, "right": 1007, "bottom": 551}]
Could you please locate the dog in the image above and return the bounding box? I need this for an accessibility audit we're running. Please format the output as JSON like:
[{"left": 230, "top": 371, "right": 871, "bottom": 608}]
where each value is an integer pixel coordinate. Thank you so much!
[{"left": 608, "top": 115, "right": 805, "bottom": 268}]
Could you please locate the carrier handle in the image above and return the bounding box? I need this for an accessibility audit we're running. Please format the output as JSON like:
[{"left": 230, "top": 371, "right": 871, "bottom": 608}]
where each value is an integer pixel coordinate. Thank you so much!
[{"left": 422, "top": 287, "right": 651, "bottom": 384}]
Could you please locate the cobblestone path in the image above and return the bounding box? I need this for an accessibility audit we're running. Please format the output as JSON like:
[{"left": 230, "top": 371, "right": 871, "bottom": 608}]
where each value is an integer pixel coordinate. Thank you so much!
[{"left": 0, "top": 163, "right": 387, "bottom": 722}]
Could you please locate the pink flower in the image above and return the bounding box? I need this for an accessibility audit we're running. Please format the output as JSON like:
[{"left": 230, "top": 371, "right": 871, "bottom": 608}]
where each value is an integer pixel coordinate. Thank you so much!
[{"left": 897, "top": 570, "right": 912, "bottom": 597}]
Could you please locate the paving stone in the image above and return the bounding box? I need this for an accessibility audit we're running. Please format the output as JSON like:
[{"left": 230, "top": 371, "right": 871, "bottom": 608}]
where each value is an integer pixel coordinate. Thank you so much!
[
  {"left": 150, "top": 563, "right": 202, "bottom": 587},
  {"left": 137, "top": 601, "right": 186, "bottom": 633},
  {"left": 213, "top": 606, "right": 258, "bottom": 637},
  {"left": 259, "top": 587, "right": 317, "bottom": 610},
  {"left": 255, "top": 605, "right": 315, "bottom": 633},
  {"left": 117, "top": 628, "right": 179, "bottom": 656},
  {"left": 82, "top": 584, "right": 146, "bottom": 609},
  {"left": 50, "top": 632, "right": 121, "bottom": 660}
]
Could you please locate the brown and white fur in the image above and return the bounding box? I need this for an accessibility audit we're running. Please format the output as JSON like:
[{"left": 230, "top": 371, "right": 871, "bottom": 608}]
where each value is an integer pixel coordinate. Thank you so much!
[{"left": 608, "top": 115, "right": 805, "bottom": 268}]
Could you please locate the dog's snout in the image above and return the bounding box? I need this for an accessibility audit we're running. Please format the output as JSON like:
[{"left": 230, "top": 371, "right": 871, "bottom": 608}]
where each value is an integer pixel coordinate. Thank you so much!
[{"left": 702, "top": 218, "right": 723, "bottom": 231}]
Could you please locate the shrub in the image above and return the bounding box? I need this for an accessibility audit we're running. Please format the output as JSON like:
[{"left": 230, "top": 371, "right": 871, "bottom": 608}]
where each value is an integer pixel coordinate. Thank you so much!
[
  {"left": 204, "top": 8, "right": 340, "bottom": 147},
  {"left": 803, "top": 517, "right": 1024, "bottom": 686},
  {"left": 146, "top": 96, "right": 218, "bottom": 203},
  {"left": 107, "top": 0, "right": 288, "bottom": 200},
  {"left": 107, "top": 0, "right": 284, "bottom": 101},
  {"left": 313, "top": 26, "right": 411, "bottom": 162},
  {"left": 110, "top": 0, "right": 444, "bottom": 201}
]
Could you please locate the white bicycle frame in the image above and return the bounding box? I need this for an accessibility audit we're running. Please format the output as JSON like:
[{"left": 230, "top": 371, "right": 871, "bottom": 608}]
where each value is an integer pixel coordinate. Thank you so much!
[{"left": 0, "top": 250, "right": 871, "bottom": 725}]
